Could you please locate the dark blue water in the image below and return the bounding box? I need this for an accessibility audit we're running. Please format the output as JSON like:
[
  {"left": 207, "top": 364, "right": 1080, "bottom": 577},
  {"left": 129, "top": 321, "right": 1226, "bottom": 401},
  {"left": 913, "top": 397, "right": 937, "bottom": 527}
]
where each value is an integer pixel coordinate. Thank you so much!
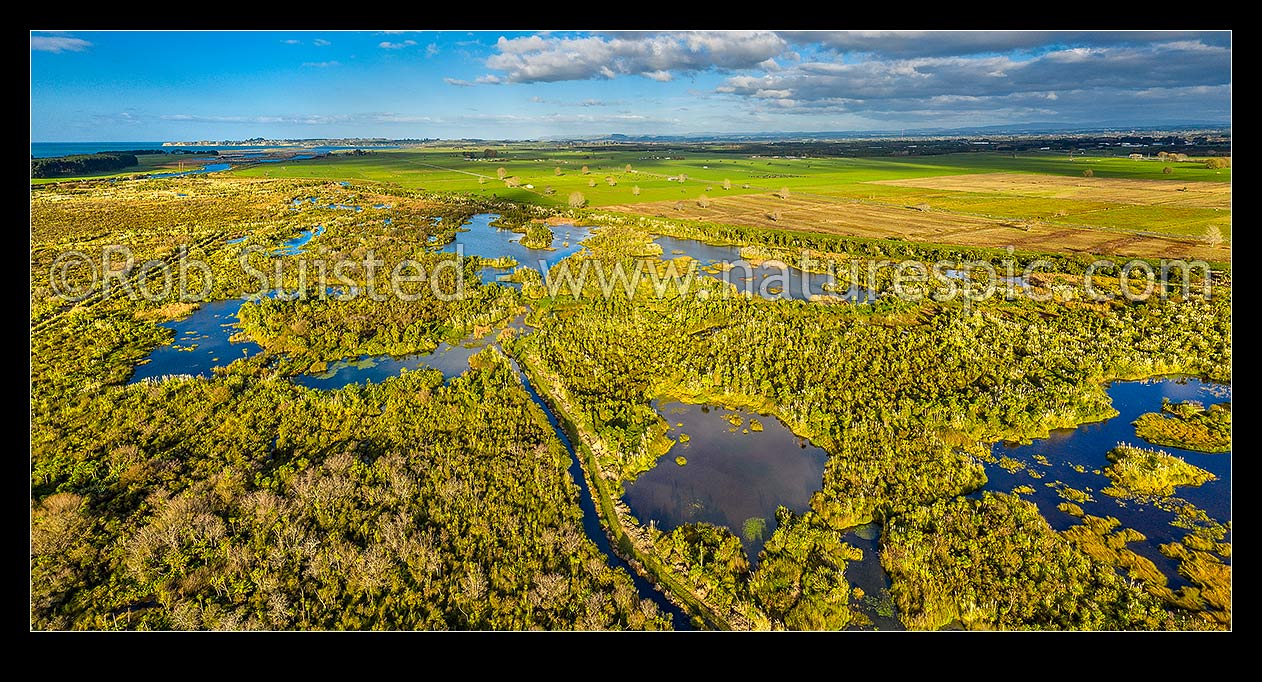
[
  {"left": 843, "top": 522, "right": 903, "bottom": 631},
  {"left": 30, "top": 143, "right": 398, "bottom": 158},
  {"left": 654, "top": 236, "right": 873, "bottom": 302},
  {"left": 277, "top": 225, "right": 325, "bottom": 256},
  {"left": 439, "top": 214, "right": 593, "bottom": 277},
  {"left": 259, "top": 155, "right": 316, "bottom": 163},
  {"left": 623, "top": 401, "right": 829, "bottom": 558},
  {"left": 975, "top": 377, "right": 1232, "bottom": 587},
  {"left": 128, "top": 299, "right": 262, "bottom": 383},
  {"left": 504, "top": 357, "right": 694, "bottom": 630},
  {"left": 150, "top": 163, "right": 232, "bottom": 179},
  {"left": 294, "top": 339, "right": 490, "bottom": 390}
]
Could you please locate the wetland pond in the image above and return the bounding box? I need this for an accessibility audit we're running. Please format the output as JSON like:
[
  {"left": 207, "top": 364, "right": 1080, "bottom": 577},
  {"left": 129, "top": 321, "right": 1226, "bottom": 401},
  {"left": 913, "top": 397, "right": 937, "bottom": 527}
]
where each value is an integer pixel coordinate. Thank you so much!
[
  {"left": 294, "top": 341, "right": 489, "bottom": 389},
  {"left": 653, "top": 236, "right": 874, "bottom": 302},
  {"left": 276, "top": 224, "right": 326, "bottom": 256},
  {"left": 125, "top": 209, "right": 1227, "bottom": 629},
  {"left": 128, "top": 298, "right": 261, "bottom": 384},
  {"left": 439, "top": 213, "right": 592, "bottom": 270},
  {"left": 623, "top": 401, "right": 828, "bottom": 558},
  {"left": 974, "top": 376, "right": 1231, "bottom": 589},
  {"left": 150, "top": 162, "right": 232, "bottom": 179}
]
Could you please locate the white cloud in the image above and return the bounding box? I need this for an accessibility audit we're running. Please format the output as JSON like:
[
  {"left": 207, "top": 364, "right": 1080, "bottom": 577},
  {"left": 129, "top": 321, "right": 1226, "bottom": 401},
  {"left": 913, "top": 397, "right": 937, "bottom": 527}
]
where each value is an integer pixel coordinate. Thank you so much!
[
  {"left": 313, "top": 39, "right": 332, "bottom": 47},
  {"left": 281, "top": 39, "right": 301, "bottom": 45},
  {"left": 426, "top": 43, "right": 439, "bottom": 58},
  {"left": 31, "top": 35, "right": 91, "bottom": 53},
  {"left": 444, "top": 78, "right": 475, "bottom": 87},
  {"left": 302, "top": 61, "right": 340, "bottom": 68},
  {"left": 379, "top": 40, "right": 418, "bottom": 50},
  {"left": 91, "top": 111, "right": 142, "bottom": 125},
  {"left": 717, "top": 42, "right": 1230, "bottom": 104},
  {"left": 777, "top": 30, "right": 1230, "bottom": 58},
  {"left": 483, "top": 31, "right": 785, "bottom": 83}
]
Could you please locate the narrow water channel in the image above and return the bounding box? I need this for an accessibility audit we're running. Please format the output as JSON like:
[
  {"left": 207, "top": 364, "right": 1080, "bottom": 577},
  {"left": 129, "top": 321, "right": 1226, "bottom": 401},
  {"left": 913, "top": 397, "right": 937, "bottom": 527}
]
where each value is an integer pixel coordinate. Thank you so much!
[
  {"left": 503, "top": 356, "right": 695, "bottom": 629},
  {"left": 128, "top": 208, "right": 1227, "bottom": 630}
]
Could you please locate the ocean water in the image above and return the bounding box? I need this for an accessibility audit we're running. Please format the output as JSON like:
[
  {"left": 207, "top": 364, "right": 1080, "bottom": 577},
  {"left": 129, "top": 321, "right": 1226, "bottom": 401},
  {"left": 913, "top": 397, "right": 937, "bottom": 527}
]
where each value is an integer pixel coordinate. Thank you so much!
[
  {"left": 31, "top": 142, "right": 171, "bottom": 158},
  {"left": 32, "top": 142, "right": 399, "bottom": 158}
]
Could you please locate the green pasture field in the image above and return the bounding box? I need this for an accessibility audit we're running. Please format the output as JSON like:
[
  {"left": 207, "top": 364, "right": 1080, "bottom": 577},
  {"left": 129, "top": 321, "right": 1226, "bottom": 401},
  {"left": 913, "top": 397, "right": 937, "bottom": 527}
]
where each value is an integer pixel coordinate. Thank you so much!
[{"left": 229, "top": 148, "right": 1230, "bottom": 240}]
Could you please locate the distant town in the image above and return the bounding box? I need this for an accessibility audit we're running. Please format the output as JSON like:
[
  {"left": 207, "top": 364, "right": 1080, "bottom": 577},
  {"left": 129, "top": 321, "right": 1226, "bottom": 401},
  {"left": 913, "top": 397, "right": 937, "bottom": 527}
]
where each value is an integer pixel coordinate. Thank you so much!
[
  {"left": 161, "top": 137, "right": 428, "bottom": 148},
  {"left": 157, "top": 129, "right": 1232, "bottom": 159}
]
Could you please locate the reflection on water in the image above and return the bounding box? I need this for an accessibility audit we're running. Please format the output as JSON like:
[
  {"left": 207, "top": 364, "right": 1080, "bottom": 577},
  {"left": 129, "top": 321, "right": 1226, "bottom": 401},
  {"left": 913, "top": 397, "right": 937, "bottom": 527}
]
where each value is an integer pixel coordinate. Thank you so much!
[
  {"left": 128, "top": 299, "right": 261, "bottom": 383},
  {"left": 294, "top": 340, "right": 491, "bottom": 389},
  {"left": 653, "top": 236, "right": 873, "bottom": 302},
  {"left": 623, "top": 401, "right": 828, "bottom": 557},
  {"left": 843, "top": 523, "right": 903, "bottom": 631},
  {"left": 258, "top": 155, "right": 316, "bottom": 163},
  {"left": 276, "top": 224, "right": 325, "bottom": 256},
  {"left": 439, "top": 214, "right": 592, "bottom": 276},
  {"left": 293, "top": 318, "right": 529, "bottom": 389},
  {"left": 150, "top": 162, "right": 232, "bottom": 179},
  {"left": 503, "top": 354, "right": 693, "bottom": 629},
  {"left": 976, "top": 377, "right": 1232, "bottom": 588}
]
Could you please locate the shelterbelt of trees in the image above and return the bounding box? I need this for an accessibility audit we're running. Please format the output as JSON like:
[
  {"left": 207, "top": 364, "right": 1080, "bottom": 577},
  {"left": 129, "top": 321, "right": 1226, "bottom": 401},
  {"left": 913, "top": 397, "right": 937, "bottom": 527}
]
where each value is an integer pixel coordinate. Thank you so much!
[
  {"left": 30, "top": 175, "right": 1230, "bottom": 630},
  {"left": 31, "top": 153, "right": 141, "bottom": 178}
]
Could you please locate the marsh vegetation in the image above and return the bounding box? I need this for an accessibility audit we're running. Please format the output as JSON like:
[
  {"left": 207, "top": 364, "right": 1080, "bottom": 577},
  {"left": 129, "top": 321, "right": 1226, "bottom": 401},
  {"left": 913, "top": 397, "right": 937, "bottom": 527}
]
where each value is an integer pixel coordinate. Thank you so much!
[{"left": 31, "top": 167, "right": 1231, "bottom": 630}]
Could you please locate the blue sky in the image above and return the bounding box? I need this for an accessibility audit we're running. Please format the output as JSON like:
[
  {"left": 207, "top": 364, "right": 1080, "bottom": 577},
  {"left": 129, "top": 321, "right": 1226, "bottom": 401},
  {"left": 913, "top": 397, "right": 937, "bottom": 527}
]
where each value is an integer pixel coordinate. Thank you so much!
[{"left": 30, "top": 30, "right": 1231, "bottom": 141}]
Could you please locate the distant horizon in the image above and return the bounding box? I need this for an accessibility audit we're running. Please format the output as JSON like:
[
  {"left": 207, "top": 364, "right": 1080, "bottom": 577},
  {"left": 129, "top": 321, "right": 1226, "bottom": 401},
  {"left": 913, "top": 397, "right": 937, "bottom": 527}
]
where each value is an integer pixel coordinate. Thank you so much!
[
  {"left": 31, "top": 30, "right": 1230, "bottom": 141},
  {"left": 28, "top": 119, "right": 1236, "bottom": 146}
]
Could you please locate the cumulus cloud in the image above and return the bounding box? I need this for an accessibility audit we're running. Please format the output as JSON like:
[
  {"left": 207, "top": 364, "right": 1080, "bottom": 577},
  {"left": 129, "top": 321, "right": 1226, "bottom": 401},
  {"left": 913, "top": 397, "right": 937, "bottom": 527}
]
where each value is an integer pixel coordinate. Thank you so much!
[
  {"left": 31, "top": 34, "right": 91, "bottom": 53},
  {"left": 444, "top": 78, "right": 475, "bottom": 87},
  {"left": 717, "top": 42, "right": 1230, "bottom": 107},
  {"left": 777, "top": 30, "right": 1228, "bottom": 58},
  {"left": 473, "top": 30, "right": 1231, "bottom": 88},
  {"left": 379, "top": 40, "right": 418, "bottom": 50},
  {"left": 483, "top": 31, "right": 786, "bottom": 82}
]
